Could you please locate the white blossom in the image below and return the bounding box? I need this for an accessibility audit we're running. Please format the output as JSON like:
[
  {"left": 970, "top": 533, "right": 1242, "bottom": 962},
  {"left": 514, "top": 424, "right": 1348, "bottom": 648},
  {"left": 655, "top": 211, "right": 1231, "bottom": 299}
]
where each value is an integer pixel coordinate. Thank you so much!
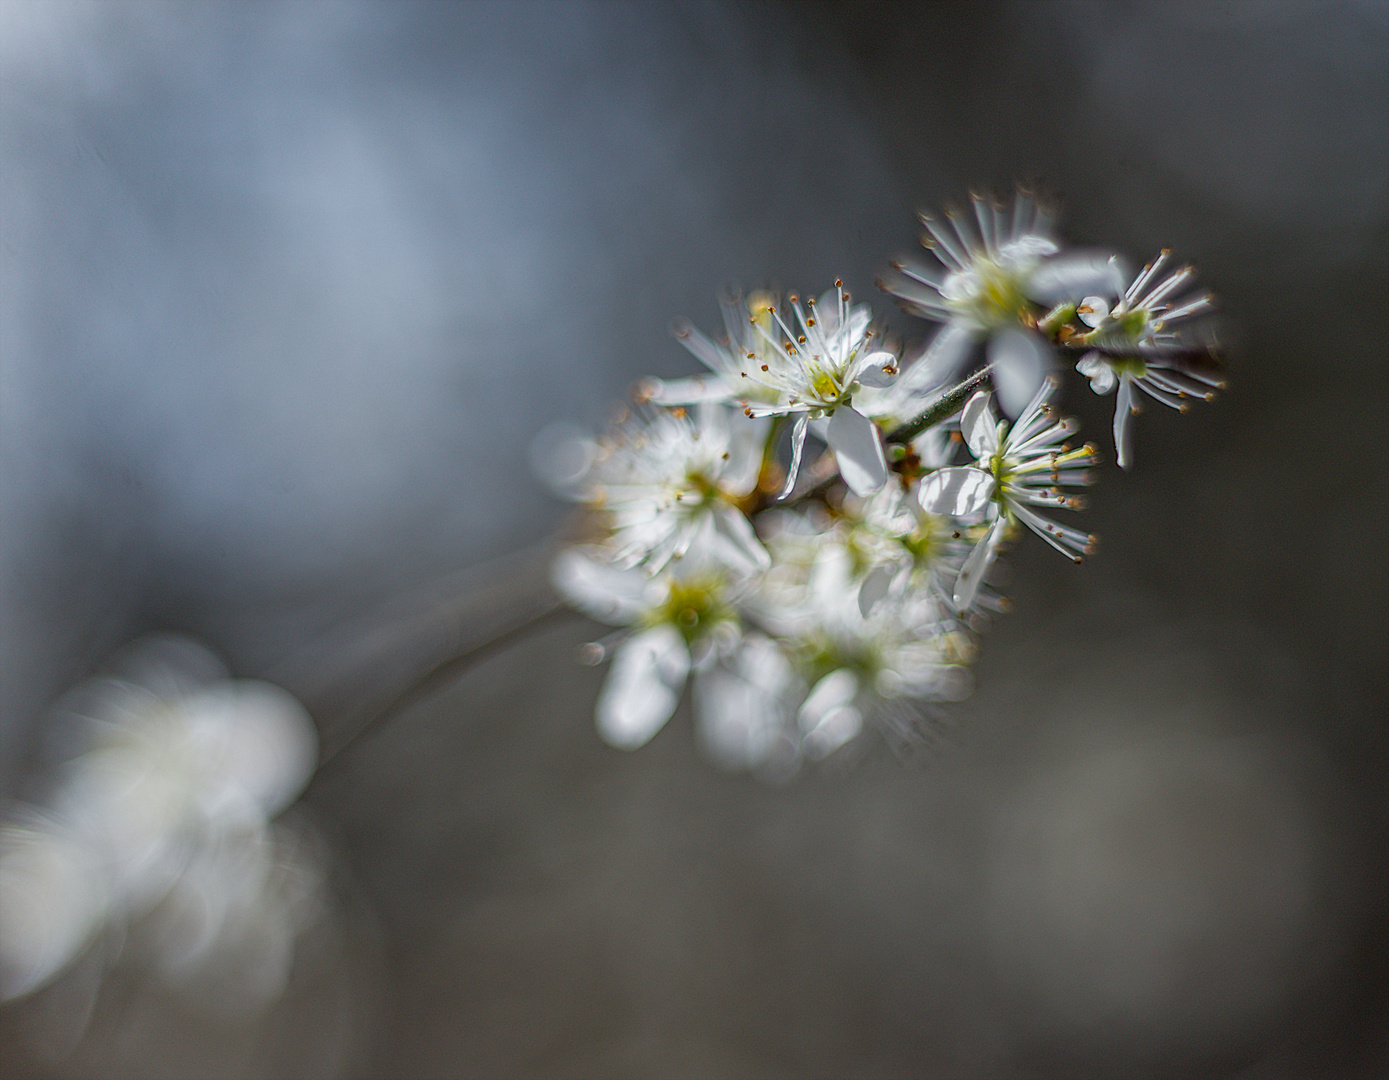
[
  {"left": 881, "top": 192, "right": 1125, "bottom": 415},
  {"left": 552, "top": 550, "right": 742, "bottom": 750},
  {"left": 1073, "top": 250, "right": 1224, "bottom": 468},
  {"left": 0, "top": 638, "right": 320, "bottom": 1009},
  {"left": 641, "top": 287, "right": 791, "bottom": 408},
  {"left": 918, "top": 381, "right": 1097, "bottom": 609},
  {"left": 736, "top": 282, "right": 899, "bottom": 497},
  {"left": 558, "top": 403, "right": 768, "bottom": 575}
]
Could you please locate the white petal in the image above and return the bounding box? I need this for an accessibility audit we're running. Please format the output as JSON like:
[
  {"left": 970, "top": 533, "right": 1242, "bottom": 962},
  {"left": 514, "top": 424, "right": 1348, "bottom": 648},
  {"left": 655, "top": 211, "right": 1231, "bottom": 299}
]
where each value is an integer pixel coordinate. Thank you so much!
[
  {"left": 959, "top": 390, "right": 998, "bottom": 459},
  {"left": 712, "top": 506, "right": 771, "bottom": 574},
  {"left": 596, "top": 625, "right": 690, "bottom": 749},
  {"left": 1076, "top": 295, "right": 1110, "bottom": 329},
  {"left": 827, "top": 406, "right": 887, "bottom": 496},
  {"left": 858, "top": 565, "right": 893, "bottom": 617},
  {"left": 1076, "top": 351, "right": 1116, "bottom": 394},
  {"left": 551, "top": 550, "right": 648, "bottom": 625},
  {"left": 693, "top": 638, "right": 795, "bottom": 771},
  {"left": 0, "top": 824, "right": 107, "bottom": 1001},
  {"left": 799, "top": 669, "right": 859, "bottom": 730},
  {"left": 182, "top": 682, "right": 317, "bottom": 819},
  {"left": 988, "top": 328, "right": 1053, "bottom": 419},
  {"left": 642, "top": 375, "right": 735, "bottom": 405},
  {"left": 918, "top": 466, "right": 995, "bottom": 516},
  {"left": 1114, "top": 377, "right": 1135, "bottom": 470},
  {"left": 1025, "top": 250, "right": 1127, "bottom": 304},
  {"left": 921, "top": 321, "right": 978, "bottom": 379},
  {"left": 798, "top": 669, "right": 862, "bottom": 758},
  {"left": 953, "top": 516, "right": 1007, "bottom": 610},
  {"left": 852, "top": 351, "right": 899, "bottom": 388},
  {"left": 779, "top": 414, "right": 811, "bottom": 498},
  {"left": 528, "top": 422, "right": 597, "bottom": 497}
]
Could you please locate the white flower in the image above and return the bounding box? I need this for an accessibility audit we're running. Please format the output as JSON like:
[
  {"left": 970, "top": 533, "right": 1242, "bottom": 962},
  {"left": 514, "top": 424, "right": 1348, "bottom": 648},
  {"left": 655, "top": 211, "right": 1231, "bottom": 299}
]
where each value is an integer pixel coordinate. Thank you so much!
[
  {"left": 552, "top": 550, "right": 741, "bottom": 750},
  {"left": 850, "top": 481, "right": 1001, "bottom": 624},
  {"left": 737, "top": 282, "right": 899, "bottom": 497},
  {"left": 564, "top": 403, "right": 768, "bottom": 575},
  {"left": 918, "top": 381, "right": 1097, "bottom": 610},
  {"left": 747, "top": 519, "right": 972, "bottom": 757},
  {"left": 880, "top": 192, "right": 1125, "bottom": 416},
  {"left": 641, "top": 287, "right": 790, "bottom": 408},
  {"left": 0, "top": 637, "right": 319, "bottom": 1006},
  {"left": 693, "top": 633, "right": 802, "bottom": 776},
  {"left": 1073, "top": 250, "right": 1223, "bottom": 468}
]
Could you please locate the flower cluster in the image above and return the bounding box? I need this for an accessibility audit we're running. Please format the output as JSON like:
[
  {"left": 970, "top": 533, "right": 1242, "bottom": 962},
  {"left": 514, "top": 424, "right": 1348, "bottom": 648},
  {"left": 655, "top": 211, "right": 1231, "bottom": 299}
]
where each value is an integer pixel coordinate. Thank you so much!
[
  {"left": 0, "top": 637, "right": 324, "bottom": 1016},
  {"left": 549, "top": 192, "right": 1222, "bottom": 774}
]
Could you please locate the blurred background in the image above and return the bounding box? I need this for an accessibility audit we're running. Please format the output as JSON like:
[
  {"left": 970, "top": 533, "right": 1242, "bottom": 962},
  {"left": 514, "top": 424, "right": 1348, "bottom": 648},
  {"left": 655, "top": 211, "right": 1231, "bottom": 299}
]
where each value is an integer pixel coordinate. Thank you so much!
[{"left": 1, "top": 1, "right": 1385, "bottom": 1076}]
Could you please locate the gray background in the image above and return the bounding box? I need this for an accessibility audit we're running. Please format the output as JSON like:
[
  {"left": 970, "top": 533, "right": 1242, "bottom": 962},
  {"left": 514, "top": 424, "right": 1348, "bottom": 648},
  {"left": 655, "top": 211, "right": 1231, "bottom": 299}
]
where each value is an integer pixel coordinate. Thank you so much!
[{"left": 2, "top": 1, "right": 1386, "bottom": 1076}]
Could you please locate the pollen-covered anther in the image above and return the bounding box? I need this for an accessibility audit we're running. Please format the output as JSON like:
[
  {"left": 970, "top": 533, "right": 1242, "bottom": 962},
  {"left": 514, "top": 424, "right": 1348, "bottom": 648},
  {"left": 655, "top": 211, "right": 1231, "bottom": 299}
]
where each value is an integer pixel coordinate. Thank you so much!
[{"left": 760, "top": 364, "right": 769, "bottom": 372}]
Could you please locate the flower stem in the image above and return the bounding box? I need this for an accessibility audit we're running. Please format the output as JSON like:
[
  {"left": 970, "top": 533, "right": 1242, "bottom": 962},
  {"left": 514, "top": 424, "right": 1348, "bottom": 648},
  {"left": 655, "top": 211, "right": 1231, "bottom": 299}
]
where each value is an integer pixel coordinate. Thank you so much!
[
  {"left": 885, "top": 365, "right": 993, "bottom": 445},
  {"left": 267, "top": 542, "right": 580, "bottom": 779}
]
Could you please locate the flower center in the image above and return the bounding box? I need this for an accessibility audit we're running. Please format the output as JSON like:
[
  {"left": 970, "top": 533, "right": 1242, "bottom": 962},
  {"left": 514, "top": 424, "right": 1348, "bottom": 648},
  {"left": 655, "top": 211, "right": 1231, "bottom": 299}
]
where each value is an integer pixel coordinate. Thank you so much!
[
  {"left": 651, "top": 576, "right": 730, "bottom": 643},
  {"left": 944, "top": 259, "right": 1030, "bottom": 327},
  {"left": 808, "top": 364, "right": 843, "bottom": 403}
]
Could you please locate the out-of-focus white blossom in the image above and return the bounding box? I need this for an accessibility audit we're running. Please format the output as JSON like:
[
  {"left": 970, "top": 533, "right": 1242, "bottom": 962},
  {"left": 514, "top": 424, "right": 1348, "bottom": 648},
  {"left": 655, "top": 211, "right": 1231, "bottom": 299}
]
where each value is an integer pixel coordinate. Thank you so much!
[
  {"left": 881, "top": 192, "right": 1125, "bottom": 415},
  {"left": 0, "top": 637, "right": 321, "bottom": 1014},
  {"left": 554, "top": 403, "right": 769, "bottom": 575},
  {"left": 642, "top": 287, "right": 791, "bottom": 409},
  {"left": 552, "top": 549, "right": 743, "bottom": 749}
]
